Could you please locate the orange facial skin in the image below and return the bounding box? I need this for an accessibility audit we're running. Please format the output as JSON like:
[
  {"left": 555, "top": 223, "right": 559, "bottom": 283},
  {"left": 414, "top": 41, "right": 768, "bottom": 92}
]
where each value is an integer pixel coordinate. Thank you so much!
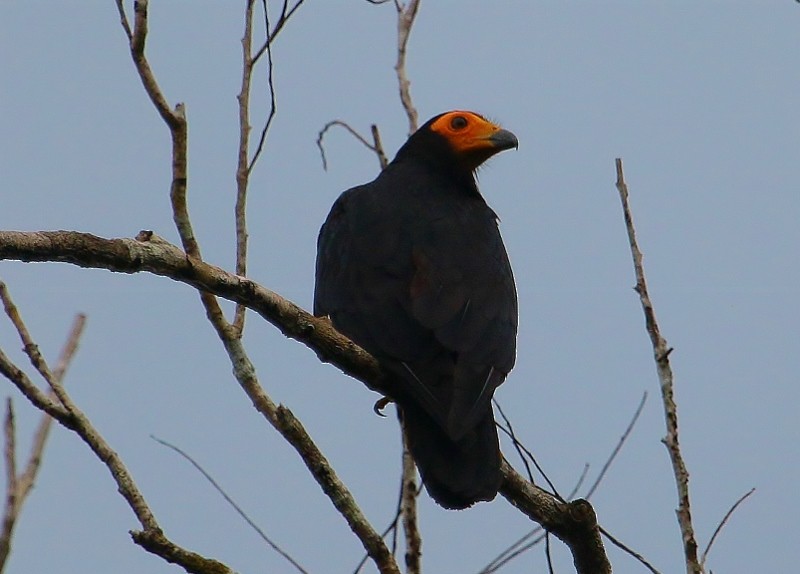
[{"left": 428, "top": 111, "right": 518, "bottom": 171}]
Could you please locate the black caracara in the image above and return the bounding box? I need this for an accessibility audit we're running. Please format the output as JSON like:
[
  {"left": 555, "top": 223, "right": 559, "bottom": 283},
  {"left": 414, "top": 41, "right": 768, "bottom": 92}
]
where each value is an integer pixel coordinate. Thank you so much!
[{"left": 314, "top": 111, "right": 518, "bottom": 509}]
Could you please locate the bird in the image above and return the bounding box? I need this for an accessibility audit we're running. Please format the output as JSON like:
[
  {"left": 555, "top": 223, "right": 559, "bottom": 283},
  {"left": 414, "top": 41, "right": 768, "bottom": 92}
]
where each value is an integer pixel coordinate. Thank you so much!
[{"left": 314, "top": 110, "right": 518, "bottom": 509}]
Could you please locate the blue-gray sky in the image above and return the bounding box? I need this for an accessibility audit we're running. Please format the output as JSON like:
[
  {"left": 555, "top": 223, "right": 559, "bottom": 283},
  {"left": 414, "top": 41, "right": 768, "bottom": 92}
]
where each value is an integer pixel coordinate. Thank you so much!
[{"left": 1, "top": 2, "right": 798, "bottom": 573}]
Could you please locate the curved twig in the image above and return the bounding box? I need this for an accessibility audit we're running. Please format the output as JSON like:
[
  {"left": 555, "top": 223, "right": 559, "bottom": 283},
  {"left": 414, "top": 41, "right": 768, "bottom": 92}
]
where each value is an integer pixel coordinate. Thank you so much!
[
  {"left": 317, "top": 120, "right": 387, "bottom": 171},
  {"left": 701, "top": 487, "right": 755, "bottom": 567}
]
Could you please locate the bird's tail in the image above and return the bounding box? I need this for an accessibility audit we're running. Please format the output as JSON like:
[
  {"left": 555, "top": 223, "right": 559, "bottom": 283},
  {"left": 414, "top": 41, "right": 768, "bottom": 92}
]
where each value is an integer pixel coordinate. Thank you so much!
[{"left": 399, "top": 400, "right": 502, "bottom": 509}]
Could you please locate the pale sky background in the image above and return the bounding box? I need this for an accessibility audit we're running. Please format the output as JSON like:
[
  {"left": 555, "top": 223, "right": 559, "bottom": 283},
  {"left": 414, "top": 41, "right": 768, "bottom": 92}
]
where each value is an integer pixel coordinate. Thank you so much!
[{"left": 1, "top": 2, "right": 798, "bottom": 573}]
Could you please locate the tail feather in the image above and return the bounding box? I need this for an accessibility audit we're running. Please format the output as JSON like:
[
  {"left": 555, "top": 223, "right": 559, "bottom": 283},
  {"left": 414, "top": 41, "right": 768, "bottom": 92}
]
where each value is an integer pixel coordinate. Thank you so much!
[{"left": 399, "top": 401, "right": 501, "bottom": 509}]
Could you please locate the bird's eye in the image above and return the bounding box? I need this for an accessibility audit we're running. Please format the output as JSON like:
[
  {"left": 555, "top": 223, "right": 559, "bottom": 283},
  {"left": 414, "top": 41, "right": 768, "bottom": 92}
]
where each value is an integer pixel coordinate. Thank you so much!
[{"left": 450, "top": 115, "right": 468, "bottom": 130}]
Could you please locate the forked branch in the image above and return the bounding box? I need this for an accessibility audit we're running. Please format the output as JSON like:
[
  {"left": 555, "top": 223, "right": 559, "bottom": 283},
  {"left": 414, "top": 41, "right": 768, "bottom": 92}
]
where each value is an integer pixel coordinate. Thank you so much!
[
  {"left": 0, "top": 283, "right": 231, "bottom": 574},
  {"left": 0, "top": 229, "right": 611, "bottom": 574}
]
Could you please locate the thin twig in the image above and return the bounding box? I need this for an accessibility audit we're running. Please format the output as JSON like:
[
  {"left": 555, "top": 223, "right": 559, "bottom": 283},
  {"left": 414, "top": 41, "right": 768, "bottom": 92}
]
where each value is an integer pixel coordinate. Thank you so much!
[
  {"left": 600, "top": 526, "right": 662, "bottom": 574},
  {"left": 585, "top": 391, "right": 648, "bottom": 500},
  {"left": 0, "top": 286, "right": 228, "bottom": 573},
  {"left": 0, "top": 283, "right": 68, "bottom": 419},
  {"left": 0, "top": 282, "right": 54, "bottom": 385},
  {"left": 252, "top": 0, "right": 307, "bottom": 64},
  {"left": 477, "top": 465, "right": 589, "bottom": 574},
  {"left": 615, "top": 158, "right": 701, "bottom": 574},
  {"left": 232, "top": 0, "right": 257, "bottom": 335},
  {"left": 493, "top": 399, "right": 535, "bottom": 484},
  {"left": 16, "top": 313, "right": 86, "bottom": 499},
  {"left": 500, "top": 461, "right": 611, "bottom": 574},
  {"left": 152, "top": 436, "right": 309, "bottom": 574},
  {"left": 113, "top": 0, "right": 133, "bottom": 42},
  {"left": 0, "top": 311, "right": 85, "bottom": 572},
  {"left": 394, "top": 0, "right": 421, "bottom": 134},
  {"left": 701, "top": 488, "right": 755, "bottom": 567},
  {"left": 206, "top": 331, "right": 400, "bottom": 574},
  {"left": 478, "top": 529, "right": 546, "bottom": 574},
  {"left": 0, "top": 353, "right": 232, "bottom": 573},
  {"left": 0, "top": 399, "right": 16, "bottom": 571},
  {"left": 494, "top": 412, "right": 560, "bottom": 499},
  {"left": 247, "top": 0, "right": 278, "bottom": 175},
  {"left": 317, "top": 120, "right": 386, "bottom": 171},
  {"left": 544, "top": 532, "right": 554, "bottom": 574},
  {"left": 353, "top": 501, "right": 403, "bottom": 574}
]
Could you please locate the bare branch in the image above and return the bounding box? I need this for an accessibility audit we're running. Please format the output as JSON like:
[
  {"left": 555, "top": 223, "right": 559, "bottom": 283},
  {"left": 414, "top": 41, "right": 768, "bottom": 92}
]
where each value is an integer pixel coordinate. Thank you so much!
[
  {"left": 152, "top": 436, "right": 309, "bottom": 574},
  {"left": 232, "top": 0, "right": 257, "bottom": 335},
  {"left": 247, "top": 0, "right": 279, "bottom": 175},
  {"left": 370, "top": 124, "right": 389, "bottom": 169},
  {"left": 0, "top": 310, "right": 86, "bottom": 572},
  {"left": 0, "top": 284, "right": 68, "bottom": 420},
  {"left": 399, "top": 427, "right": 420, "bottom": 574},
  {"left": 0, "top": 399, "right": 17, "bottom": 571},
  {"left": 600, "top": 526, "right": 662, "bottom": 574},
  {"left": 0, "top": 285, "right": 227, "bottom": 573},
  {"left": 161, "top": 232, "right": 399, "bottom": 574},
  {"left": 701, "top": 488, "right": 755, "bottom": 567},
  {"left": 0, "top": 350, "right": 230, "bottom": 573},
  {"left": 493, "top": 399, "right": 535, "bottom": 484},
  {"left": 317, "top": 120, "right": 387, "bottom": 171},
  {"left": 615, "top": 158, "right": 701, "bottom": 574},
  {"left": 126, "top": 0, "right": 181, "bottom": 131},
  {"left": 494, "top": 408, "right": 560, "bottom": 499},
  {"left": 117, "top": 0, "right": 198, "bottom": 259},
  {"left": 0, "top": 229, "right": 612, "bottom": 572},
  {"left": 274, "top": 403, "right": 400, "bottom": 574},
  {"left": 17, "top": 313, "right": 85, "bottom": 498},
  {"left": 0, "top": 351, "right": 68, "bottom": 422},
  {"left": 499, "top": 462, "right": 610, "bottom": 574},
  {"left": 394, "top": 0, "right": 421, "bottom": 134},
  {"left": 113, "top": 0, "right": 133, "bottom": 42},
  {"left": 353, "top": 495, "right": 407, "bottom": 574},
  {"left": 478, "top": 528, "right": 547, "bottom": 574},
  {"left": 585, "top": 391, "right": 648, "bottom": 500},
  {"left": 544, "top": 531, "right": 554, "bottom": 574},
  {"left": 121, "top": 0, "right": 241, "bottom": 431},
  {"left": 478, "top": 467, "right": 588, "bottom": 574},
  {"left": 252, "top": 0, "right": 307, "bottom": 64},
  {"left": 0, "top": 282, "right": 55, "bottom": 386}
]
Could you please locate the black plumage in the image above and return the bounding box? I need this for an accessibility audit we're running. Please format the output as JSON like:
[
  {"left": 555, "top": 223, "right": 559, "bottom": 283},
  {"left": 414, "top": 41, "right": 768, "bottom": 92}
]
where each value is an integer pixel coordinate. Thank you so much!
[{"left": 314, "top": 111, "right": 518, "bottom": 509}]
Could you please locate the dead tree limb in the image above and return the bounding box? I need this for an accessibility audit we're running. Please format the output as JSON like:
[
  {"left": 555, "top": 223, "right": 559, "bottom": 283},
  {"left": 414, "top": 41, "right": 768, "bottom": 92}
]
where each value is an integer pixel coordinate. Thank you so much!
[
  {"left": 0, "top": 229, "right": 611, "bottom": 574},
  {"left": 615, "top": 158, "right": 701, "bottom": 574}
]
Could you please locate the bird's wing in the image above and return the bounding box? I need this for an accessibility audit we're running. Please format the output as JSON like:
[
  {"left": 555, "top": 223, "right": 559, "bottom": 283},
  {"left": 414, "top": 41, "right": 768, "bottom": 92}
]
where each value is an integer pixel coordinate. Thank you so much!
[
  {"left": 407, "top": 202, "right": 518, "bottom": 438},
  {"left": 315, "top": 185, "right": 435, "bottom": 361},
  {"left": 315, "top": 182, "right": 517, "bottom": 440}
]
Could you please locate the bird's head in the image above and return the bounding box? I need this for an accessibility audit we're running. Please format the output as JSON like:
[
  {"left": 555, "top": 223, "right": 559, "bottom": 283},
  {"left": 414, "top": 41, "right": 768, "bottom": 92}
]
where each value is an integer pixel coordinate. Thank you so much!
[{"left": 395, "top": 110, "right": 518, "bottom": 174}]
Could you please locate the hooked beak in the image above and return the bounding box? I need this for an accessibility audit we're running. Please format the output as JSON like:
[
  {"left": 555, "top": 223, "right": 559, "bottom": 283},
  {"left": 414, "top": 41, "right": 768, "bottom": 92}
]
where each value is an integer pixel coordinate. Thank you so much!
[{"left": 486, "top": 128, "right": 518, "bottom": 151}]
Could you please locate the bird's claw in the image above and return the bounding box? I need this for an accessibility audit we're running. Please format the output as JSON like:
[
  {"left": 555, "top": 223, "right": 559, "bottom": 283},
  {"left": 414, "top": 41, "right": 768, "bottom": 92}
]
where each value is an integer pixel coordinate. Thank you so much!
[{"left": 373, "top": 396, "right": 393, "bottom": 417}]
